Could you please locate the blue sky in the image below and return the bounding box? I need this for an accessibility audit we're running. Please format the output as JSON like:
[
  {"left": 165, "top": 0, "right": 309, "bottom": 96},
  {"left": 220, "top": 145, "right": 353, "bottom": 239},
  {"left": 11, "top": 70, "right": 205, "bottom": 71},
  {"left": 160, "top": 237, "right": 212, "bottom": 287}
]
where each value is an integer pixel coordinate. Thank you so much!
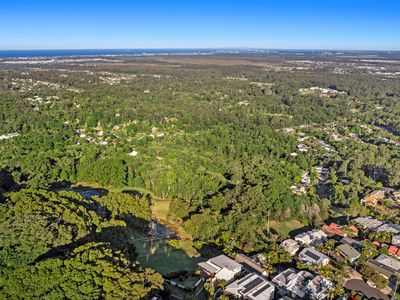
[{"left": 0, "top": 0, "right": 399, "bottom": 50}]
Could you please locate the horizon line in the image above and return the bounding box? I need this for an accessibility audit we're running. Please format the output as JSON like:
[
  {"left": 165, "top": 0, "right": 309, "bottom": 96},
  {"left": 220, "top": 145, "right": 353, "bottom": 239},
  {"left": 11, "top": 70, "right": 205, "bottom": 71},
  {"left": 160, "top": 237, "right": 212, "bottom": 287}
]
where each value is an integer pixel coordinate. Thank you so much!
[{"left": 1, "top": 47, "right": 400, "bottom": 52}]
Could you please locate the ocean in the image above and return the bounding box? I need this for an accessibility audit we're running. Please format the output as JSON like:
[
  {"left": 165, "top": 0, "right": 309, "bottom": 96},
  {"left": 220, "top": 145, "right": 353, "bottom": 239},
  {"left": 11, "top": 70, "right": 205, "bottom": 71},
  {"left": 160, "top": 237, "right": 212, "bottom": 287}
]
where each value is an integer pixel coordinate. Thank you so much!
[{"left": 0, "top": 48, "right": 232, "bottom": 58}]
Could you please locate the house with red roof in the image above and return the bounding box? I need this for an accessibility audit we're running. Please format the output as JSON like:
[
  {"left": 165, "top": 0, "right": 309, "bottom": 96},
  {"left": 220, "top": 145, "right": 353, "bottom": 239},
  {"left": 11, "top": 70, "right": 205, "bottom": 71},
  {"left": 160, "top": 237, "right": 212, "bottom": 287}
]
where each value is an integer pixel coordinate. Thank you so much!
[
  {"left": 346, "top": 225, "right": 359, "bottom": 235},
  {"left": 322, "top": 223, "right": 347, "bottom": 237},
  {"left": 389, "top": 246, "right": 398, "bottom": 256},
  {"left": 396, "top": 249, "right": 400, "bottom": 257},
  {"left": 372, "top": 241, "right": 381, "bottom": 247}
]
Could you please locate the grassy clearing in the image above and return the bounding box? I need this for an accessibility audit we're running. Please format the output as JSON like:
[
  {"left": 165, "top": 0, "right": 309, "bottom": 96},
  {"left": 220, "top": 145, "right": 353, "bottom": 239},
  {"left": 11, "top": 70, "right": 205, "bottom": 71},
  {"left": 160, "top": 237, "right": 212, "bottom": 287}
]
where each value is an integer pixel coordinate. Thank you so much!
[
  {"left": 73, "top": 182, "right": 200, "bottom": 268},
  {"left": 152, "top": 199, "right": 193, "bottom": 240},
  {"left": 269, "top": 220, "right": 304, "bottom": 237},
  {"left": 74, "top": 183, "right": 192, "bottom": 239},
  {"left": 134, "top": 238, "right": 202, "bottom": 275},
  {"left": 152, "top": 199, "right": 171, "bottom": 220}
]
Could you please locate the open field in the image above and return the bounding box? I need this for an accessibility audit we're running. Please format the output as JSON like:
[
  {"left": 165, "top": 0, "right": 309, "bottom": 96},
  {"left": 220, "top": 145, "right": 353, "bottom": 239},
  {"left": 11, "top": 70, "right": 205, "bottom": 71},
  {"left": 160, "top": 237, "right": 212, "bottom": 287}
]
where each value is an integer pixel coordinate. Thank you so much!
[
  {"left": 133, "top": 236, "right": 202, "bottom": 275},
  {"left": 269, "top": 220, "right": 304, "bottom": 237}
]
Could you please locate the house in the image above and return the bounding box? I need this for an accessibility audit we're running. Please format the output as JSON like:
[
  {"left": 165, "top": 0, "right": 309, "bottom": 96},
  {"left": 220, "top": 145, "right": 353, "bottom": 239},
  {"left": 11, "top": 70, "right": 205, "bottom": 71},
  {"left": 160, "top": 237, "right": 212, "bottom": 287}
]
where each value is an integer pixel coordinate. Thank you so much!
[
  {"left": 393, "top": 191, "right": 400, "bottom": 200},
  {"left": 295, "top": 229, "right": 327, "bottom": 247},
  {"left": 273, "top": 268, "right": 313, "bottom": 299},
  {"left": 366, "top": 254, "right": 400, "bottom": 279},
  {"left": 340, "top": 237, "right": 362, "bottom": 250},
  {"left": 235, "top": 254, "right": 265, "bottom": 275},
  {"left": 337, "top": 244, "right": 361, "bottom": 264},
  {"left": 298, "top": 144, "right": 309, "bottom": 153},
  {"left": 315, "top": 166, "right": 329, "bottom": 181},
  {"left": 362, "top": 190, "right": 385, "bottom": 207},
  {"left": 225, "top": 272, "right": 275, "bottom": 300},
  {"left": 322, "top": 223, "right": 347, "bottom": 237},
  {"left": 280, "top": 239, "right": 300, "bottom": 256},
  {"left": 392, "top": 235, "right": 400, "bottom": 246},
  {"left": 389, "top": 246, "right": 399, "bottom": 256},
  {"left": 353, "top": 217, "right": 383, "bottom": 230},
  {"left": 306, "top": 276, "right": 333, "bottom": 300},
  {"left": 345, "top": 225, "right": 359, "bottom": 236},
  {"left": 298, "top": 248, "right": 330, "bottom": 266},
  {"left": 377, "top": 223, "right": 400, "bottom": 234},
  {"left": 372, "top": 241, "right": 381, "bottom": 248},
  {"left": 198, "top": 255, "right": 242, "bottom": 282}
]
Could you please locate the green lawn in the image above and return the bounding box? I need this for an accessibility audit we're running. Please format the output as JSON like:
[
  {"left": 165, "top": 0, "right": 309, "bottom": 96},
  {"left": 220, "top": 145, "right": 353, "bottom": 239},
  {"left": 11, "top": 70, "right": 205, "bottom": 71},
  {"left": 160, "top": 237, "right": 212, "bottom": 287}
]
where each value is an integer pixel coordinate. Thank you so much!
[
  {"left": 134, "top": 238, "right": 202, "bottom": 275},
  {"left": 269, "top": 220, "right": 304, "bottom": 237}
]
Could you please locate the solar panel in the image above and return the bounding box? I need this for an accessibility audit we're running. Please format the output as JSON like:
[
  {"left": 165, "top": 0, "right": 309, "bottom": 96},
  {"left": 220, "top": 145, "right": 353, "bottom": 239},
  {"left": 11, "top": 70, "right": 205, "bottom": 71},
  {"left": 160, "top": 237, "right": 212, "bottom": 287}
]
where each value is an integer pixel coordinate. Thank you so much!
[
  {"left": 252, "top": 283, "right": 271, "bottom": 297},
  {"left": 237, "top": 275, "right": 251, "bottom": 285},
  {"left": 304, "top": 250, "right": 321, "bottom": 262},
  {"left": 242, "top": 277, "right": 264, "bottom": 294}
]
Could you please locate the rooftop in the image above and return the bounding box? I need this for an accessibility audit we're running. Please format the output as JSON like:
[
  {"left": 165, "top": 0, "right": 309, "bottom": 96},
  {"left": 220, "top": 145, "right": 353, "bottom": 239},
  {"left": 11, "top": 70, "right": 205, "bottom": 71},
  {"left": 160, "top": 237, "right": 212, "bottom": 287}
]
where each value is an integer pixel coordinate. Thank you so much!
[
  {"left": 226, "top": 272, "right": 275, "bottom": 300},
  {"left": 353, "top": 217, "right": 383, "bottom": 229},
  {"left": 299, "top": 247, "right": 330, "bottom": 265},
  {"left": 375, "top": 254, "right": 400, "bottom": 271},
  {"left": 209, "top": 254, "right": 242, "bottom": 271},
  {"left": 337, "top": 244, "right": 361, "bottom": 260}
]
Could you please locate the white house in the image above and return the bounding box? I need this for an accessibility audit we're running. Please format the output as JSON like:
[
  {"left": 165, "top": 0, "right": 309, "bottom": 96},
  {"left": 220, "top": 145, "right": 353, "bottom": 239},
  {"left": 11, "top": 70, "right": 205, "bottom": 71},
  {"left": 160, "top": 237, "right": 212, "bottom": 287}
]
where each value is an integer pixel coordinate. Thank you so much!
[
  {"left": 225, "top": 272, "right": 275, "bottom": 300},
  {"left": 298, "top": 248, "right": 330, "bottom": 266},
  {"left": 280, "top": 239, "right": 300, "bottom": 256},
  {"left": 198, "top": 255, "right": 242, "bottom": 282},
  {"left": 295, "top": 229, "right": 327, "bottom": 247}
]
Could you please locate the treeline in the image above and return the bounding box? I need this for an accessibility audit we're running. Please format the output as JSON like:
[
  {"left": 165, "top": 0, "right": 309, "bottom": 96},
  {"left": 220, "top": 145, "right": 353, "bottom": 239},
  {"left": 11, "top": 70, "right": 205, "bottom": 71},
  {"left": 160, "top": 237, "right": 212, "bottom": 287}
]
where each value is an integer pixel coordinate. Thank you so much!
[{"left": 0, "top": 189, "right": 162, "bottom": 299}]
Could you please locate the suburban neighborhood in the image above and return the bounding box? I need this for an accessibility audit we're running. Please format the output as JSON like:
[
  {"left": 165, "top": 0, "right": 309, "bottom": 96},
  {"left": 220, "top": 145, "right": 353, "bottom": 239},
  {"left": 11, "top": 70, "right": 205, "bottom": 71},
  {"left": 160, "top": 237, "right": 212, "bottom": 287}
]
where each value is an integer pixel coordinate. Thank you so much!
[{"left": 172, "top": 187, "right": 400, "bottom": 300}]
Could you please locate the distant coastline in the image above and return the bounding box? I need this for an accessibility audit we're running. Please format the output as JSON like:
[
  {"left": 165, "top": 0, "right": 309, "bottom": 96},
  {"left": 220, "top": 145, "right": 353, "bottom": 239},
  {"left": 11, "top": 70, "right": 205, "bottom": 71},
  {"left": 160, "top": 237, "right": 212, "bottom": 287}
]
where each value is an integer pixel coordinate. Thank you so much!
[
  {"left": 0, "top": 48, "right": 249, "bottom": 58},
  {"left": 0, "top": 48, "right": 398, "bottom": 59}
]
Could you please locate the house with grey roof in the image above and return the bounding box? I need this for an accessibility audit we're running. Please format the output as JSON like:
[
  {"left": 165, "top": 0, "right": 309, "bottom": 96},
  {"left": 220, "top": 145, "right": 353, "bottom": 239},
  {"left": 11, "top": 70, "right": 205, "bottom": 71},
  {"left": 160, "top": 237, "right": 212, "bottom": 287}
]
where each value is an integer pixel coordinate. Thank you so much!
[
  {"left": 273, "top": 268, "right": 313, "bottom": 299},
  {"left": 235, "top": 253, "right": 265, "bottom": 275},
  {"left": 337, "top": 244, "right": 361, "bottom": 264},
  {"left": 366, "top": 254, "right": 400, "bottom": 279},
  {"left": 353, "top": 217, "right": 383, "bottom": 230},
  {"left": 376, "top": 223, "right": 400, "bottom": 234},
  {"left": 298, "top": 247, "right": 330, "bottom": 266},
  {"left": 392, "top": 235, "right": 400, "bottom": 246},
  {"left": 306, "top": 275, "right": 333, "bottom": 300},
  {"left": 280, "top": 239, "right": 300, "bottom": 256},
  {"left": 340, "top": 237, "right": 362, "bottom": 250},
  {"left": 198, "top": 254, "right": 242, "bottom": 282},
  {"left": 225, "top": 272, "right": 275, "bottom": 300}
]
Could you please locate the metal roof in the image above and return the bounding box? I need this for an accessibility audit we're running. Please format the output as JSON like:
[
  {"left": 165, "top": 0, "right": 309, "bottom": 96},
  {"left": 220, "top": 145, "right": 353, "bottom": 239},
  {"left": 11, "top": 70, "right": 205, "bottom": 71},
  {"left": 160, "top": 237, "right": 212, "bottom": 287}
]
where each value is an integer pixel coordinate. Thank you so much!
[{"left": 209, "top": 254, "right": 242, "bottom": 271}]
